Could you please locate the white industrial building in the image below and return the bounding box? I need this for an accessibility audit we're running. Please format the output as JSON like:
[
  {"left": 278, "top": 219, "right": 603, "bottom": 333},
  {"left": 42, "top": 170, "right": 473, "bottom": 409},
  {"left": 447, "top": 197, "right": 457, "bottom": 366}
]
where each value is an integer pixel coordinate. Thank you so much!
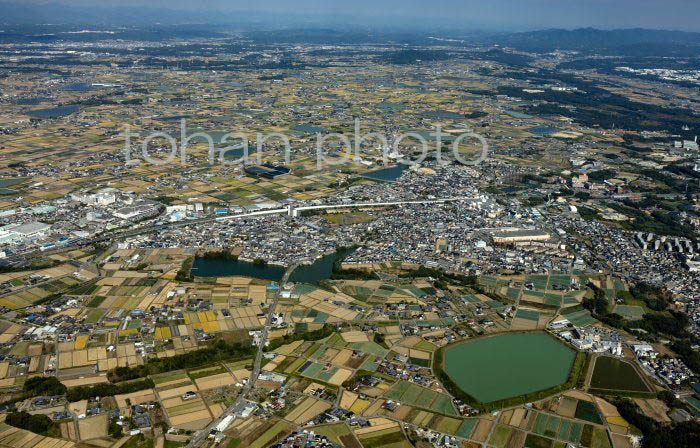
[{"left": 0, "top": 221, "right": 50, "bottom": 245}]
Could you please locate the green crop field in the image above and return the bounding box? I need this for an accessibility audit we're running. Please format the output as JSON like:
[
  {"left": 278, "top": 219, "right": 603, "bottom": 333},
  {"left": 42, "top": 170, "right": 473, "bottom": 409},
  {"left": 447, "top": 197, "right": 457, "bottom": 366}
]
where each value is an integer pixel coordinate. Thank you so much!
[
  {"left": 456, "top": 419, "right": 478, "bottom": 438},
  {"left": 488, "top": 425, "right": 512, "bottom": 448},
  {"left": 385, "top": 381, "right": 457, "bottom": 415},
  {"left": 590, "top": 356, "right": 650, "bottom": 392},
  {"left": 575, "top": 401, "right": 603, "bottom": 425},
  {"left": 515, "top": 309, "right": 540, "bottom": 321}
]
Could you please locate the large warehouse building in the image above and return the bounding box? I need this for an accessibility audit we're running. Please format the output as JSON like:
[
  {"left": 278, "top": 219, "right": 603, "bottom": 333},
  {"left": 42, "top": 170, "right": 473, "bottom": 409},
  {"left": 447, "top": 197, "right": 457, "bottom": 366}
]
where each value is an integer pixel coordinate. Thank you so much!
[{"left": 487, "top": 228, "right": 551, "bottom": 244}]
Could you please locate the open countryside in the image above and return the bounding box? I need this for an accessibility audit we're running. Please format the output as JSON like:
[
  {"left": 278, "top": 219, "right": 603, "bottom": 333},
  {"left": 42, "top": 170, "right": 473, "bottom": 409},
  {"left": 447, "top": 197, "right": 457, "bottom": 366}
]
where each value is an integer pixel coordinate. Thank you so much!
[{"left": 0, "top": 1, "right": 700, "bottom": 448}]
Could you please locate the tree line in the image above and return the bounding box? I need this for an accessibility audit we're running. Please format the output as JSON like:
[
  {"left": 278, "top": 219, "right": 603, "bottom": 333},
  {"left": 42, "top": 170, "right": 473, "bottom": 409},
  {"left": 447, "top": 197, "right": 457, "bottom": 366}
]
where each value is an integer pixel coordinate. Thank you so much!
[{"left": 108, "top": 339, "right": 255, "bottom": 382}]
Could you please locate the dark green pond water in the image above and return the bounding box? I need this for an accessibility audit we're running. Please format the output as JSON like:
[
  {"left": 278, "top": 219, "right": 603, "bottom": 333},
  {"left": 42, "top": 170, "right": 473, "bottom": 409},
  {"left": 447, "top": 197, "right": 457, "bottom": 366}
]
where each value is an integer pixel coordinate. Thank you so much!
[
  {"left": 28, "top": 106, "right": 79, "bottom": 118},
  {"left": 444, "top": 332, "right": 575, "bottom": 403},
  {"left": 293, "top": 125, "right": 330, "bottom": 133},
  {"left": 361, "top": 164, "right": 410, "bottom": 181},
  {"left": 191, "top": 248, "right": 355, "bottom": 284},
  {"left": 590, "top": 356, "right": 649, "bottom": 392},
  {"left": 17, "top": 98, "right": 53, "bottom": 105},
  {"left": 529, "top": 126, "right": 560, "bottom": 135}
]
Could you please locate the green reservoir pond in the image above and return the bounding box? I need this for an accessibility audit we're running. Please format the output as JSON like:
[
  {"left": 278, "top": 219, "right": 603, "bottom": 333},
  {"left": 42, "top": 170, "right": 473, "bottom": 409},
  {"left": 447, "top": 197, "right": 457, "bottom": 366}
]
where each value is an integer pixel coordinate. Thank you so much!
[
  {"left": 444, "top": 332, "right": 575, "bottom": 403},
  {"left": 191, "top": 248, "right": 355, "bottom": 284}
]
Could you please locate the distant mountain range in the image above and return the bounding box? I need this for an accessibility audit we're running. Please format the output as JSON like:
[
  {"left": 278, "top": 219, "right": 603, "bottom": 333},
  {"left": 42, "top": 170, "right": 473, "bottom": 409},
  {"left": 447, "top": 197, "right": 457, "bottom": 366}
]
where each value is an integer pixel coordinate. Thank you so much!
[
  {"left": 1, "top": 2, "right": 699, "bottom": 56},
  {"left": 0, "top": 2, "right": 239, "bottom": 26},
  {"left": 490, "top": 28, "right": 700, "bottom": 55}
]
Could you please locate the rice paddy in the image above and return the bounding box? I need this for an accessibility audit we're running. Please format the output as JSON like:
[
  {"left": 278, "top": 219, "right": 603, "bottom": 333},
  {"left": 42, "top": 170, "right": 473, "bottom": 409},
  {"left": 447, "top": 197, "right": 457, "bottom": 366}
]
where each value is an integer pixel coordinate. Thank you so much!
[{"left": 384, "top": 381, "right": 458, "bottom": 415}]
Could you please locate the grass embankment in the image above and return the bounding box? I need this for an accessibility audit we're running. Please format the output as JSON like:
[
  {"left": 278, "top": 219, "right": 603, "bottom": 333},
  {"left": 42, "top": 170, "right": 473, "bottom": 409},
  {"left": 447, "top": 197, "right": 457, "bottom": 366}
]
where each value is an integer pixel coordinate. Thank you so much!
[{"left": 434, "top": 338, "right": 590, "bottom": 412}]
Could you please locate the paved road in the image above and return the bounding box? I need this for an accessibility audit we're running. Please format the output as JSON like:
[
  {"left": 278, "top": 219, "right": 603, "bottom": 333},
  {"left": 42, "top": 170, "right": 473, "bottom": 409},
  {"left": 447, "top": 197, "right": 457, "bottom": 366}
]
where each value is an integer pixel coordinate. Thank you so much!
[
  {"left": 6, "top": 196, "right": 473, "bottom": 263},
  {"left": 185, "top": 263, "right": 298, "bottom": 448}
]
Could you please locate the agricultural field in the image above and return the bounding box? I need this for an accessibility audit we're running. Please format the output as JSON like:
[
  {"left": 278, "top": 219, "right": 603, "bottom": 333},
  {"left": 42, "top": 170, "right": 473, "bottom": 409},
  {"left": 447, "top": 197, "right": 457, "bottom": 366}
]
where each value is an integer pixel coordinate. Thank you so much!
[
  {"left": 249, "top": 420, "right": 290, "bottom": 448},
  {"left": 384, "top": 381, "right": 458, "bottom": 416},
  {"left": 77, "top": 414, "right": 107, "bottom": 440},
  {"left": 283, "top": 397, "right": 331, "bottom": 425},
  {"left": 354, "top": 419, "right": 412, "bottom": 448},
  {"left": 0, "top": 423, "right": 74, "bottom": 448},
  {"left": 590, "top": 356, "right": 651, "bottom": 392}
]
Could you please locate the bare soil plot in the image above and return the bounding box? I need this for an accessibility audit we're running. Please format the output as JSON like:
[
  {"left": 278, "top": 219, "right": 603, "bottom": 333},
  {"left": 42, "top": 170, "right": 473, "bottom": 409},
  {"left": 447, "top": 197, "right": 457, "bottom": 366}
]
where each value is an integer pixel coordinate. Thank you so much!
[
  {"left": 612, "top": 433, "right": 633, "bottom": 448},
  {"left": 28, "top": 405, "right": 64, "bottom": 416},
  {"left": 564, "top": 390, "right": 592, "bottom": 401},
  {"left": 27, "top": 345, "right": 42, "bottom": 357},
  {"left": 354, "top": 418, "right": 399, "bottom": 435},
  {"left": 59, "top": 422, "right": 71, "bottom": 440},
  {"left": 471, "top": 419, "right": 493, "bottom": 442},
  {"left": 340, "top": 391, "right": 358, "bottom": 410},
  {"left": 327, "top": 368, "right": 353, "bottom": 386},
  {"left": 358, "top": 386, "right": 384, "bottom": 398},
  {"left": 499, "top": 410, "right": 514, "bottom": 425},
  {"left": 634, "top": 398, "right": 670, "bottom": 423},
  {"left": 275, "top": 340, "right": 303, "bottom": 355},
  {"left": 284, "top": 397, "right": 330, "bottom": 424},
  {"left": 62, "top": 376, "right": 109, "bottom": 388},
  {"left": 167, "top": 400, "right": 208, "bottom": 418},
  {"left": 363, "top": 400, "right": 384, "bottom": 417},
  {"left": 408, "top": 349, "right": 431, "bottom": 360},
  {"left": 341, "top": 331, "right": 369, "bottom": 343},
  {"left": 208, "top": 403, "right": 225, "bottom": 418},
  {"left": 608, "top": 423, "right": 629, "bottom": 435},
  {"left": 390, "top": 405, "right": 412, "bottom": 421},
  {"left": 400, "top": 336, "right": 422, "bottom": 348},
  {"left": 77, "top": 413, "right": 108, "bottom": 440},
  {"left": 69, "top": 400, "right": 88, "bottom": 418},
  {"left": 231, "top": 368, "right": 252, "bottom": 383},
  {"left": 0, "top": 423, "right": 73, "bottom": 448},
  {"left": 556, "top": 396, "right": 579, "bottom": 418},
  {"left": 339, "top": 433, "right": 363, "bottom": 448},
  {"left": 506, "top": 429, "right": 526, "bottom": 448},
  {"left": 510, "top": 317, "right": 539, "bottom": 331},
  {"left": 158, "top": 384, "right": 196, "bottom": 400},
  {"left": 319, "top": 348, "right": 340, "bottom": 363},
  {"left": 509, "top": 408, "right": 526, "bottom": 427},
  {"left": 295, "top": 400, "right": 331, "bottom": 424},
  {"left": 169, "top": 409, "right": 212, "bottom": 429},
  {"left": 82, "top": 438, "right": 112, "bottom": 447},
  {"left": 463, "top": 442, "right": 482, "bottom": 448},
  {"left": 593, "top": 397, "right": 620, "bottom": 418},
  {"left": 194, "top": 372, "right": 235, "bottom": 391},
  {"left": 341, "top": 353, "right": 365, "bottom": 369},
  {"left": 115, "top": 389, "right": 155, "bottom": 408}
]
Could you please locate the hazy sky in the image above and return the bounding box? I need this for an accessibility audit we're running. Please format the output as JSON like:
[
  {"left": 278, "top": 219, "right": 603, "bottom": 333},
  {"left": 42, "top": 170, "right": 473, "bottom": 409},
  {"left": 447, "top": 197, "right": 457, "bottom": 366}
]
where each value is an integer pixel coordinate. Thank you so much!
[{"left": 16, "top": 0, "right": 700, "bottom": 31}]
